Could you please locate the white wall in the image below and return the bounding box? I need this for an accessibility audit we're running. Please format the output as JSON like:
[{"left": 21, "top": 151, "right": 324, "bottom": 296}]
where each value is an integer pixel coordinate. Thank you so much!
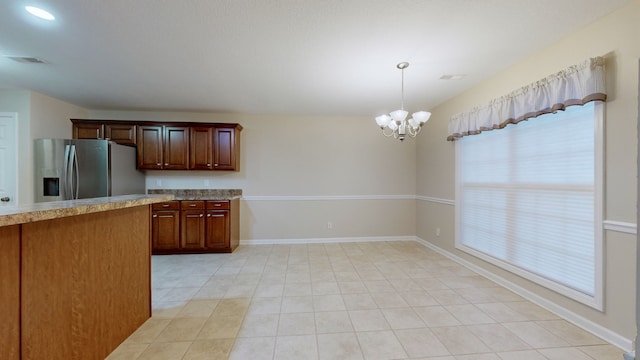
[{"left": 416, "top": 0, "right": 639, "bottom": 350}]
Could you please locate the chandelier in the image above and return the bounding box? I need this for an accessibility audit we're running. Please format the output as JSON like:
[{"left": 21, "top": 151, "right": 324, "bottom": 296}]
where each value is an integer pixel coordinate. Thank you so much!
[{"left": 375, "top": 62, "right": 431, "bottom": 141}]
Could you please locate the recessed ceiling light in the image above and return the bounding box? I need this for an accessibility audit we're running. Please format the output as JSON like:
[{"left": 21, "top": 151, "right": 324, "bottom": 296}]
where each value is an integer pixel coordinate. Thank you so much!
[
  {"left": 440, "top": 74, "right": 466, "bottom": 80},
  {"left": 25, "top": 6, "right": 55, "bottom": 21}
]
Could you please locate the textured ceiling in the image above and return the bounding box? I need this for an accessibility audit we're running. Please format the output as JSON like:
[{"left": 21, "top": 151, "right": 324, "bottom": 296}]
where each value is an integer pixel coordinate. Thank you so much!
[{"left": 0, "top": 0, "right": 631, "bottom": 117}]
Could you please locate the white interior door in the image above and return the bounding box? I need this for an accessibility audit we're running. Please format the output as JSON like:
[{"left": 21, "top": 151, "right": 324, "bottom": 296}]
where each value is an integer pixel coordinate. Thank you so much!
[{"left": 0, "top": 112, "right": 18, "bottom": 206}]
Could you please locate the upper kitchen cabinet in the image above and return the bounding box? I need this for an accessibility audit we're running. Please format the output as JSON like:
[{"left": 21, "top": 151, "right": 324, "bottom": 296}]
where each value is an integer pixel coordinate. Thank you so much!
[
  {"left": 137, "top": 125, "right": 190, "bottom": 170},
  {"left": 71, "top": 119, "right": 242, "bottom": 171},
  {"left": 105, "top": 123, "right": 137, "bottom": 146},
  {"left": 136, "top": 123, "right": 240, "bottom": 171},
  {"left": 72, "top": 119, "right": 137, "bottom": 146},
  {"left": 189, "top": 126, "right": 214, "bottom": 170},
  {"left": 213, "top": 125, "right": 241, "bottom": 171},
  {"left": 72, "top": 120, "right": 104, "bottom": 140},
  {"left": 189, "top": 124, "right": 242, "bottom": 171},
  {"left": 163, "top": 126, "right": 190, "bottom": 170},
  {"left": 137, "top": 125, "right": 164, "bottom": 169}
]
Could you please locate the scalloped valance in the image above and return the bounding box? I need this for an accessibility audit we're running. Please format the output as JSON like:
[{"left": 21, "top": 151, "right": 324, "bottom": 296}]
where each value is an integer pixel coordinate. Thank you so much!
[{"left": 447, "top": 57, "right": 606, "bottom": 141}]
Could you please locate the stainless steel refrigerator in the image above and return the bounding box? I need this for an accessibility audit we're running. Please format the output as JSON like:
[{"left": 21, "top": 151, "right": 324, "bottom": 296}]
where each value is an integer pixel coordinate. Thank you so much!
[{"left": 34, "top": 139, "right": 145, "bottom": 202}]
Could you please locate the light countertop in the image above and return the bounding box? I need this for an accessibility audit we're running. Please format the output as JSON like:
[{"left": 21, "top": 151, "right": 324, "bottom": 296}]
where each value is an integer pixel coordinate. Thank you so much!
[
  {"left": 0, "top": 194, "right": 174, "bottom": 227},
  {"left": 147, "top": 189, "right": 242, "bottom": 200}
]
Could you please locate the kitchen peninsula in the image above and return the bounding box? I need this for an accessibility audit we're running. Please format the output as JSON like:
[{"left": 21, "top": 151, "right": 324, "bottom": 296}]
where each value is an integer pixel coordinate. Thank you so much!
[{"left": 0, "top": 194, "right": 173, "bottom": 360}]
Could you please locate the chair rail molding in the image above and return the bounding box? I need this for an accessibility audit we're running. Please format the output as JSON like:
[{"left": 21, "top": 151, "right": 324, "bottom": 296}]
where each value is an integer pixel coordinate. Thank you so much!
[{"left": 603, "top": 220, "right": 637, "bottom": 235}]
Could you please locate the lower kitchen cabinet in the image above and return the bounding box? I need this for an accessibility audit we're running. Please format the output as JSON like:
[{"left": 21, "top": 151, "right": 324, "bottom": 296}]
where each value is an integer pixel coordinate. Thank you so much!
[
  {"left": 151, "top": 201, "right": 180, "bottom": 250},
  {"left": 180, "top": 201, "right": 205, "bottom": 249},
  {"left": 206, "top": 201, "right": 230, "bottom": 250},
  {"left": 152, "top": 199, "right": 239, "bottom": 254}
]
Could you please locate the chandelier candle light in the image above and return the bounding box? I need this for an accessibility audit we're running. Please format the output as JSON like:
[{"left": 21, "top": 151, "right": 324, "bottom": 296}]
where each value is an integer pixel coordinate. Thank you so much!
[{"left": 375, "top": 62, "right": 431, "bottom": 141}]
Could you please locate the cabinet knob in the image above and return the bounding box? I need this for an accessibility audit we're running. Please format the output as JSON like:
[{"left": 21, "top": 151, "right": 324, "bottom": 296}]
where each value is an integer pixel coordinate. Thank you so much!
[
  {"left": 164, "top": 163, "right": 169, "bottom": 166},
  {"left": 207, "top": 214, "right": 211, "bottom": 217},
  {"left": 162, "top": 204, "right": 169, "bottom": 207},
  {"left": 207, "top": 163, "right": 211, "bottom": 167},
  {"left": 152, "top": 214, "right": 158, "bottom": 218},
  {"left": 214, "top": 204, "right": 221, "bottom": 207},
  {"left": 189, "top": 204, "right": 196, "bottom": 207},
  {"left": 214, "top": 163, "right": 218, "bottom": 167},
  {"left": 199, "top": 214, "right": 204, "bottom": 217},
  {"left": 156, "top": 163, "right": 161, "bottom": 166}
]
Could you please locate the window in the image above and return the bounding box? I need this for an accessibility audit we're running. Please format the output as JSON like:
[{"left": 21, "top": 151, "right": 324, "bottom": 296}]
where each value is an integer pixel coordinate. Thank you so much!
[{"left": 455, "top": 101, "right": 603, "bottom": 309}]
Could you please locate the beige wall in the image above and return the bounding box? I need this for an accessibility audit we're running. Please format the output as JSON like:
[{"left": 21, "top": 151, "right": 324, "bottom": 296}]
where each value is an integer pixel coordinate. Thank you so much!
[
  {"left": 90, "top": 110, "right": 417, "bottom": 241},
  {"left": 30, "top": 91, "right": 87, "bottom": 139},
  {"left": 416, "top": 0, "right": 639, "bottom": 349},
  {"left": 0, "top": 90, "right": 89, "bottom": 204}
]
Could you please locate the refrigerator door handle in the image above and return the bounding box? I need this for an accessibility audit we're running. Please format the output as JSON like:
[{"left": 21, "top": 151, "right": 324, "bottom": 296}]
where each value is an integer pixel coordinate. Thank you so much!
[
  {"left": 70, "top": 145, "right": 80, "bottom": 200},
  {"left": 63, "top": 144, "right": 72, "bottom": 200}
]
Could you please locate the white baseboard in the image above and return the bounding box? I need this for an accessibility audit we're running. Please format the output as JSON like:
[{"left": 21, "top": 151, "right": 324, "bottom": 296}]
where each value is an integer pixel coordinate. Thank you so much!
[
  {"left": 240, "top": 235, "right": 417, "bottom": 245},
  {"left": 414, "top": 237, "right": 633, "bottom": 352}
]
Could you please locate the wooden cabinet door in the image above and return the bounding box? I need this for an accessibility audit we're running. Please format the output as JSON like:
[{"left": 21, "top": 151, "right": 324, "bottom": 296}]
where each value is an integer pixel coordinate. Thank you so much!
[
  {"left": 213, "top": 127, "right": 237, "bottom": 170},
  {"left": 73, "top": 122, "right": 104, "bottom": 139},
  {"left": 180, "top": 210, "right": 205, "bottom": 249},
  {"left": 189, "top": 126, "right": 214, "bottom": 170},
  {"left": 152, "top": 210, "right": 180, "bottom": 250},
  {"left": 106, "top": 123, "right": 137, "bottom": 146},
  {"left": 206, "top": 210, "right": 229, "bottom": 249},
  {"left": 164, "top": 126, "right": 189, "bottom": 170},
  {"left": 137, "top": 126, "right": 163, "bottom": 169}
]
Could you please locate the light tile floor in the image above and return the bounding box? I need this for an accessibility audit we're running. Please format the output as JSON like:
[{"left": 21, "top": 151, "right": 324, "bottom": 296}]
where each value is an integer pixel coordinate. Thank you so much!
[{"left": 107, "top": 241, "right": 625, "bottom": 360}]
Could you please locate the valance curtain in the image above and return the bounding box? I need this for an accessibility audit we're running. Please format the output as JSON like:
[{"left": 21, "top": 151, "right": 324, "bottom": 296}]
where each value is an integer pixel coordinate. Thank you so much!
[{"left": 447, "top": 57, "right": 606, "bottom": 141}]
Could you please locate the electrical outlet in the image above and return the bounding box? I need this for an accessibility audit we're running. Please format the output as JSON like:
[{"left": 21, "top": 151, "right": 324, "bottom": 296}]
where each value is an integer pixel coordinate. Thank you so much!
[
  {"left": 436, "top": 228, "right": 441, "bottom": 237},
  {"left": 327, "top": 222, "right": 333, "bottom": 229},
  {"left": 204, "top": 179, "right": 210, "bottom": 187}
]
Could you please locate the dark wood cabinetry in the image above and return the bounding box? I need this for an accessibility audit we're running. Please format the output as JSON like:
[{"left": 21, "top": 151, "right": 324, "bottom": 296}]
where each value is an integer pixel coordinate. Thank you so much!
[
  {"left": 106, "top": 123, "right": 137, "bottom": 146},
  {"left": 190, "top": 127, "right": 214, "bottom": 170},
  {"left": 206, "top": 201, "right": 230, "bottom": 249},
  {"left": 152, "top": 199, "right": 239, "bottom": 254},
  {"left": 72, "top": 119, "right": 241, "bottom": 171},
  {"left": 72, "top": 119, "right": 134, "bottom": 145},
  {"left": 163, "top": 126, "right": 190, "bottom": 170},
  {"left": 137, "top": 125, "right": 189, "bottom": 170},
  {"left": 73, "top": 121, "right": 103, "bottom": 139},
  {"left": 137, "top": 126, "right": 164, "bottom": 169},
  {"left": 213, "top": 126, "right": 240, "bottom": 170},
  {"left": 151, "top": 202, "right": 180, "bottom": 250},
  {"left": 180, "top": 201, "right": 205, "bottom": 249}
]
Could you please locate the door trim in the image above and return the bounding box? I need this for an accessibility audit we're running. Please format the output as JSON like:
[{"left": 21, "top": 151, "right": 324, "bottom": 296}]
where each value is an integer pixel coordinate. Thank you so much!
[{"left": 0, "top": 112, "right": 18, "bottom": 205}]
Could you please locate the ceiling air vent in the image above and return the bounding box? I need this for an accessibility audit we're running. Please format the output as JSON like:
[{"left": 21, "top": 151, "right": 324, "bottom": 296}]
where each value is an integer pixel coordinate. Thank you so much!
[
  {"left": 440, "top": 74, "right": 466, "bottom": 80},
  {"left": 5, "top": 56, "right": 48, "bottom": 64}
]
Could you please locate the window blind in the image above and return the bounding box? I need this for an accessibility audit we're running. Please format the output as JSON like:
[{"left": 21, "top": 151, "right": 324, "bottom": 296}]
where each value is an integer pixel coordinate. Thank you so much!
[{"left": 456, "top": 102, "right": 602, "bottom": 307}]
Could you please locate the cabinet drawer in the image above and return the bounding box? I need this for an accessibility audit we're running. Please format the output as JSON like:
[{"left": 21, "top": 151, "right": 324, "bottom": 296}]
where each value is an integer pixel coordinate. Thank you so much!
[
  {"left": 152, "top": 201, "right": 180, "bottom": 210},
  {"left": 206, "top": 201, "right": 230, "bottom": 210},
  {"left": 181, "top": 200, "right": 205, "bottom": 209}
]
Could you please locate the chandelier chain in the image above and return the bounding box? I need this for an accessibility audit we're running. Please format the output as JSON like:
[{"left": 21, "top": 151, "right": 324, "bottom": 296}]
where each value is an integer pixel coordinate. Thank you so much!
[{"left": 400, "top": 67, "right": 405, "bottom": 111}]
